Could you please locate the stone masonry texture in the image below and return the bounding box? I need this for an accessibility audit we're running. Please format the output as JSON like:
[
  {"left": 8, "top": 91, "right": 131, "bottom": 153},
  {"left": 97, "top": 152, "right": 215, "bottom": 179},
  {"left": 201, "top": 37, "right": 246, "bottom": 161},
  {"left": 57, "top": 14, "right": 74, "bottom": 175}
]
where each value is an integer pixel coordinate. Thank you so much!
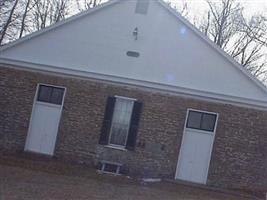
[{"left": 1, "top": 65, "right": 267, "bottom": 192}]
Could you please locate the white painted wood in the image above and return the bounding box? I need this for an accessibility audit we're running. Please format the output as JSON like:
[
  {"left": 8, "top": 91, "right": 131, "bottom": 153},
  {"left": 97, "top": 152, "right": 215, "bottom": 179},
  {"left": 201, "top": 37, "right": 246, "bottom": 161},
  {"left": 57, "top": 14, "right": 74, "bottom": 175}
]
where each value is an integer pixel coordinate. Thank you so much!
[
  {"left": 25, "top": 84, "right": 65, "bottom": 155},
  {"left": 176, "top": 130, "right": 214, "bottom": 184},
  {"left": 1, "top": 0, "right": 267, "bottom": 107},
  {"left": 175, "top": 109, "right": 218, "bottom": 184}
]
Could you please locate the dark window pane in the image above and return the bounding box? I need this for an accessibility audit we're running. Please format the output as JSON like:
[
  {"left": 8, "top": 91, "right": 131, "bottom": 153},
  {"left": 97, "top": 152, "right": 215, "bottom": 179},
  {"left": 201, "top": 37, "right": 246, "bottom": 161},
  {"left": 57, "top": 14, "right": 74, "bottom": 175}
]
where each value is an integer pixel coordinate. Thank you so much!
[
  {"left": 187, "top": 111, "right": 202, "bottom": 129},
  {"left": 37, "top": 85, "right": 64, "bottom": 105},
  {"left": 135, "top": 0, "right": 150, "bottom": 15},
  {"left": 201, "top": 113, "right": 217, "bottom": 131},
  {"left": 109, "top": 98, "right": 134, "bottom": 146},
  {"left": 37, "top": 85, "right": 52, "bottom": 103},
  {"left": 104, "top": 163, "right": 118, "bottom": 173},
  {"left": 50, "top": 87, "right": 64, "bottom": 105}
]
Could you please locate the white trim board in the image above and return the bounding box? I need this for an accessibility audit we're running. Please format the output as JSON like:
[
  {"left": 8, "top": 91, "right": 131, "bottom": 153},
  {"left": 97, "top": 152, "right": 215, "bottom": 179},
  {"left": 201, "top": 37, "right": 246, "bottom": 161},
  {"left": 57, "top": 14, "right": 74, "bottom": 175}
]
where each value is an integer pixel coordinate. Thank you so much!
[{"left": 1, "top": 59, "right": 267, "bottom": 111}]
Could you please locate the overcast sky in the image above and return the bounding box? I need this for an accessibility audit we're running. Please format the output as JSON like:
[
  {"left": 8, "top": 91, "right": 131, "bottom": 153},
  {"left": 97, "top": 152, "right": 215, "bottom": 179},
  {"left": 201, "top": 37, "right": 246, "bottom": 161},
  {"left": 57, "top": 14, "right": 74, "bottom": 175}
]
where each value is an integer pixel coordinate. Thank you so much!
[
  {"left": 165, "top": 0, "right": 267, "bottom": 56},
  {"left": 167, "top": 0, "right": 267, "bottom": 18}
]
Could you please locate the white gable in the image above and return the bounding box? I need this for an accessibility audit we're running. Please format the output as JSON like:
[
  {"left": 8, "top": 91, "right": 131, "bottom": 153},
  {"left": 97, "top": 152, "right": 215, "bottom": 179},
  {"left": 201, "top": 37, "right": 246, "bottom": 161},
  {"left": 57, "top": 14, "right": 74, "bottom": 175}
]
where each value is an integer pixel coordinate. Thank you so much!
[{"left": 1, "top": 0, "right": 267, "bottom": 108}]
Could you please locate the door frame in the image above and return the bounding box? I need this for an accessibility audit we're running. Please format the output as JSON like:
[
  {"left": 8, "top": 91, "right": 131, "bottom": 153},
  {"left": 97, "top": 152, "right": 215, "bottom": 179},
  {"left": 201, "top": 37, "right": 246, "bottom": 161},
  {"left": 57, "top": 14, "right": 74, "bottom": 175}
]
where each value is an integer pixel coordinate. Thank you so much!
[
  {"left": 175, "top": 108, "right": 219, "bottom": 184},
  {"left": 24, "top": 83, "right": 67, "bottom": 155}
]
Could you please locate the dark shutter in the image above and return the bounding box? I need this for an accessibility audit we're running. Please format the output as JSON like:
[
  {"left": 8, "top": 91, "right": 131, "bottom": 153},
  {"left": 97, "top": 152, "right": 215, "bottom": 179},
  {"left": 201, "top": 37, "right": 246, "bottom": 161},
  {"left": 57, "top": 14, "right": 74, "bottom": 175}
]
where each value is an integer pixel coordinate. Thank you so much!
[
  {"left": 99, "top": 97, "right": 116, "bottom": 145},
  {"left": 126, "top": 101, "right": 142, "bottom": 150}
]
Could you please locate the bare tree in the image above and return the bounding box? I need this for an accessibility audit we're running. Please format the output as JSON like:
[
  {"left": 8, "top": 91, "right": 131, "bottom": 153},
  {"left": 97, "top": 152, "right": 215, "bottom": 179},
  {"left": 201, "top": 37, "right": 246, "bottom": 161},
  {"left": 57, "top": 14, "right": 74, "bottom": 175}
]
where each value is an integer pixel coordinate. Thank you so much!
[
  {"left": 198, "top": 0, "right": 267, "bottom": 82},
  {"left": 75, "top": 0, "right": 103, "bottom": 11},
  {"left": 1, "top": 0, "right": 266, "bottom": 83},
  {"left": 166, "top": 0, "right": 189, "bottom": 18},
  {"left": 0, "top": 0, "right": 106, "bottom": 45},
  {"left": 0, "top": 0, "right": 19, "bottom": 45},
  {"left": 31, "top": 0, "right": 70, "bottom": 31},
  {"left": 19, "top": 0, "right": 32, "bottom": 38}
]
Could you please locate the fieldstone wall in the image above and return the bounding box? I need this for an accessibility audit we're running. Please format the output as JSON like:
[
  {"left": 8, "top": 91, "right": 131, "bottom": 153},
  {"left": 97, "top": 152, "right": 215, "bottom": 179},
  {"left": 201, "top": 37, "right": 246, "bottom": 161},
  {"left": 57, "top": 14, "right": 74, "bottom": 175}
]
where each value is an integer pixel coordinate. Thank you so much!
[{"left": 1, "top": 65, "right": 267, "bottom": 191}]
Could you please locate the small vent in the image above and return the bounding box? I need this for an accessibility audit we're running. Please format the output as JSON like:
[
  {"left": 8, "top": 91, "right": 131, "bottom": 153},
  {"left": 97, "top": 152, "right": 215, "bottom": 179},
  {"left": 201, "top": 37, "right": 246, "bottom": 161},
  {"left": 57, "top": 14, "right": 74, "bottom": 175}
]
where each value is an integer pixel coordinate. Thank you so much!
[
  {"left": 127, "top": 51, "right": 140, "bottom": 58},
  {"left": 100, "top": 161, "right": 122, "bottom": 175},
  {"left": 135, "top": 0, "right": 150, "bottom": 15}
]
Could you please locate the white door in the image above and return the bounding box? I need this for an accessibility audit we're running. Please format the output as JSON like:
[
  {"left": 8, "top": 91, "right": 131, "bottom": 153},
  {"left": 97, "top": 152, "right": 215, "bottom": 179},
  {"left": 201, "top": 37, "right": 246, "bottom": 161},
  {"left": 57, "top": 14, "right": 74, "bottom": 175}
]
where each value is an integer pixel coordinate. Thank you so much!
[
  {"left": 25, "top": 84, "right": 65, "bottom": 156},
  {"left": 175, "top": 110, "right": 218, "bottom": 184}
]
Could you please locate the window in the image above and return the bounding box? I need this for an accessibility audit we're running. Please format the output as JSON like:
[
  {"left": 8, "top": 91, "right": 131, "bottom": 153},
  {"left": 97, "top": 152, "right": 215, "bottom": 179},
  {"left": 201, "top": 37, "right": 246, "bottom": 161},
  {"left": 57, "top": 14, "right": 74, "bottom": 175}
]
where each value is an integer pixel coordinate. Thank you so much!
[
  {"left": 37, "top": 85, "right": 65, "bottom": 105},
  {"left": 186, "top": 110, "right": 217, "bottom": 132},
  {"left": 99, "top": 96, "right": 142, "bottom": 150},
  {"left": 135, "top": 0, "right": 150, "bottom": 15},
  {"left": 100, "top": 161, "right": 122, "bottom": 175},
  {"left": 109, "top": 97, "right": 134, "bottom": 146}
]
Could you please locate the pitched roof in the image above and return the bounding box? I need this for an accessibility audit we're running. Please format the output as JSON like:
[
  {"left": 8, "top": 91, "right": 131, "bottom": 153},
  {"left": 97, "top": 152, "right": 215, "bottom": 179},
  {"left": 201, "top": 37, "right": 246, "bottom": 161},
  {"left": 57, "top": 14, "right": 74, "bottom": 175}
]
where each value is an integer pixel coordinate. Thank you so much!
[
  {"left": 158, "top": 0, "right": 267, "bottom": 94},
  {"left": 0, "top": 0, "right": 120, "bottom": 52},
  {"left": 1, "top": 0, "right": 267, "bottom": 110}
]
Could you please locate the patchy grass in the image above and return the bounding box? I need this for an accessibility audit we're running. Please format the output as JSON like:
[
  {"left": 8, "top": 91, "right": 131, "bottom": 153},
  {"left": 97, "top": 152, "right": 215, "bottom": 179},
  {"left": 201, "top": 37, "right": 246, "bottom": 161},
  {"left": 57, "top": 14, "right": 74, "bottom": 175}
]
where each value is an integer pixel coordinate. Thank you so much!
[{"left": 0, "top": 153, "right": 261, "bottom": 200}]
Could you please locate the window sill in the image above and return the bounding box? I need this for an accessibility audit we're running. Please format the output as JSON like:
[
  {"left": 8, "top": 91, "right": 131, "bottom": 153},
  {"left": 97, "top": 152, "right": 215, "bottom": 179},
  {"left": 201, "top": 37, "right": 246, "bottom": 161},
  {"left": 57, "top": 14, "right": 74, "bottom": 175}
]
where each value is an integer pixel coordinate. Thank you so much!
[
  {"left": 104, "top": 145, "right": 127, "bottom": 151},
  {"left": 185, "top": 128, "right": 214, "bottom": 135}
]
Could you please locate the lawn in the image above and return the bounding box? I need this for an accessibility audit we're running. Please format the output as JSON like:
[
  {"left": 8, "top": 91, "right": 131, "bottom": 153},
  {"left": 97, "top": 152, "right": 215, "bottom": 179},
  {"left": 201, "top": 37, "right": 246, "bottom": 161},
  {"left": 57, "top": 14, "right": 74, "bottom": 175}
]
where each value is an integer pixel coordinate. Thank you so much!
[{"left": 0, "top": 154, "right": 259, "bottom": 200}]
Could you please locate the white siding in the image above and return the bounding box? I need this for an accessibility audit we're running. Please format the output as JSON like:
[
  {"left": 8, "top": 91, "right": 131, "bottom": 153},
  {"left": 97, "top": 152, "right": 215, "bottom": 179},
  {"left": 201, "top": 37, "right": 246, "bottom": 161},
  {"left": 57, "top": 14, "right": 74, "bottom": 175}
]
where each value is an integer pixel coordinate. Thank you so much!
[{"left": 1, "top": 0, "right": 267, "bottom": 105}]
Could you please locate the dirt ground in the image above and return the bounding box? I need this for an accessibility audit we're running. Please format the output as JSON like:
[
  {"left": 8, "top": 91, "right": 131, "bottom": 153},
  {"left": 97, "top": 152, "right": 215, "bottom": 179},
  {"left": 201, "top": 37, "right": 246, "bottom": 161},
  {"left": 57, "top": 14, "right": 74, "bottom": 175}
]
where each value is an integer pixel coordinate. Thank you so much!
[{"left": 0, "top": 154, "right": 260, "bottom": 200}]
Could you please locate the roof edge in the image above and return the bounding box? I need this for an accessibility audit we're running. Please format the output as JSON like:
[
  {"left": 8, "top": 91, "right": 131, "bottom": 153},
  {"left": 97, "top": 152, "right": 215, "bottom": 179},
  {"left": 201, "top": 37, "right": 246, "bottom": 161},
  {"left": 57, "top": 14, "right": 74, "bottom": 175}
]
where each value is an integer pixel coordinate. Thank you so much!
[
  {"left": 0, "top": 0, "right": 266, "bottom": 107},
  {"left": 0, "top": 0, "right": 120, "bottom": 52},
  {"left": 1, "top": 58, "right": 267, "bottom": 111},
  {"left": 157, "top": 0, "right": 267, "bottom": 95}
]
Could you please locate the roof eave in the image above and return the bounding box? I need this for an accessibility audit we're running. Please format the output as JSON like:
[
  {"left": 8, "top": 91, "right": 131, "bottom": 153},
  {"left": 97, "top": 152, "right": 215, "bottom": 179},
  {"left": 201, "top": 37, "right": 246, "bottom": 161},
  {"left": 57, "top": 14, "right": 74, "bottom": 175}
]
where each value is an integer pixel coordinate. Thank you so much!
[{"left": 1, "top": 57, "right": 267, "bottom": 111}]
